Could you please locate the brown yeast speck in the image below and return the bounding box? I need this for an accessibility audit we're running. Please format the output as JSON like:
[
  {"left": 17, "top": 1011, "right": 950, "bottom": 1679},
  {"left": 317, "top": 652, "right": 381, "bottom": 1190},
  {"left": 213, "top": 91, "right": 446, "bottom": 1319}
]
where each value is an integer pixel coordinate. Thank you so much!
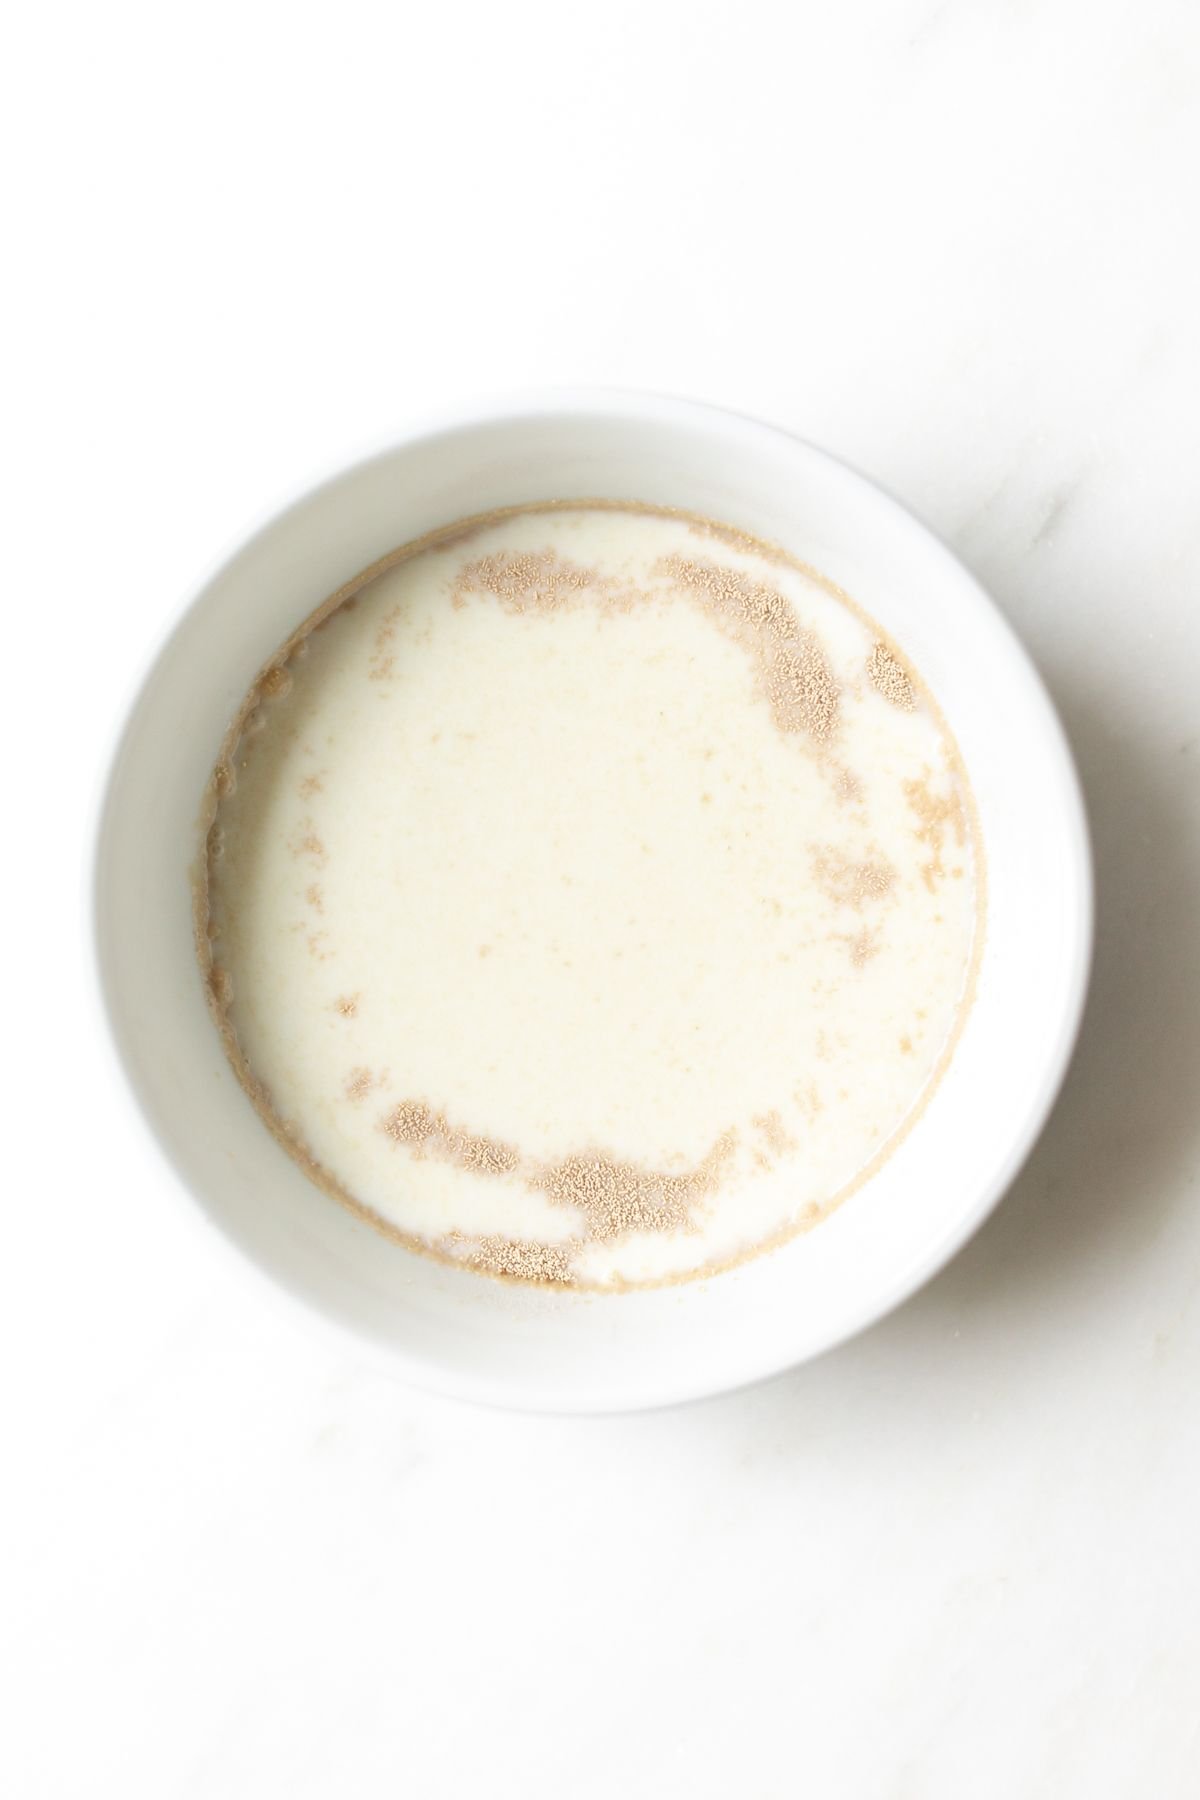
[
  {"left": 795, "top": 1080, "right": 824, "bottom": 1120},
  {"left": 656, "top": 554, "right": 841, "bottom": 744},
  {"left": 531, "top": 1131, "right": 736, "bottom": 1242},
  {"left": 686, "top": 518, "right": 789, "bottom": 563},
  {"left": 904, "top": 769, "right": 966, "bottom": 891},
  {"left": 841, "top": 926, "right": 882, "bottom": 967},
  {"left": 292, "top": 828, "right": 327, "bottom": 865},
  {"left": 811, "top": 847, "right": 896, "bottom": 909},
  {"left": 381, "top": 1099, "right": 519, "bottom": 1177},
  {"left": 368, "top": 603, "right": 403, "bottom": 680},
  {"left": 448, "top": 1233, "right": 577, "bottom": 1286},
  {"left": 379, "top": 1099, "right": 739, "bottom": 1255},
  {"left": 754, "top": 1110, "right": 796, "bottom": 1157},
  {"left": 453, "top": 547, "right": 597, "bottom": 613},
  {"left": 867, "top": 643, "right": 915, "bottom": 711},
  {"left": 452, "top": 540, "right": 841, "bottom": 747}
]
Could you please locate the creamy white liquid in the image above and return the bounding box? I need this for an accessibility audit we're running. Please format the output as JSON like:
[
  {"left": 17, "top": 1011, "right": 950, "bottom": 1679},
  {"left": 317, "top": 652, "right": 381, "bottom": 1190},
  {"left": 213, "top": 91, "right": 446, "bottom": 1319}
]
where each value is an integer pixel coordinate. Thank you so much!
[{"left": 202, "top": 503, "right": 980, "bottom": 1288}]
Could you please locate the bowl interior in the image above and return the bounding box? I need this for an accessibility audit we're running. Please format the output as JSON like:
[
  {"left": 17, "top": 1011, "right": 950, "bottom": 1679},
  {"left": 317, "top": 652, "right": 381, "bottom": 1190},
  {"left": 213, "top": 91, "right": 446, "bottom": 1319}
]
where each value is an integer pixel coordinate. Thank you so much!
[{"left": 94, "top": 397, "right": 1090, "bottom": 1410}]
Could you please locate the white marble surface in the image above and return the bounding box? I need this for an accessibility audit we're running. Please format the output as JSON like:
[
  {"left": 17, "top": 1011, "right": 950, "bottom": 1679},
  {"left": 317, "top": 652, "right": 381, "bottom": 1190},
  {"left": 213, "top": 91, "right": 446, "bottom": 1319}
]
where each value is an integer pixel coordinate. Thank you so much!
[{"left": 6, "top": 2, "right": 1200, "bottom": 1794}]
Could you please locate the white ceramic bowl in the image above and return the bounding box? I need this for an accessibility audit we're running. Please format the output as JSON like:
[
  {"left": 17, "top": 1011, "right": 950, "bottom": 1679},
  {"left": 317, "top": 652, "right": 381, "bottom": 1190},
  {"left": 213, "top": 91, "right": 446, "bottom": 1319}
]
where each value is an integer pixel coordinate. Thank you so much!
[{"left": 93, "top": 392, "right": 1092, "bottom": 1412}]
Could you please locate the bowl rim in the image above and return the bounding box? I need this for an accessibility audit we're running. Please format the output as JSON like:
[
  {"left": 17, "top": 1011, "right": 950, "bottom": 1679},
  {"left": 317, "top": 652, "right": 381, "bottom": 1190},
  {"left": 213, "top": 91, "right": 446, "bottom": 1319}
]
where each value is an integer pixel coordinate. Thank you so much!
[{"left": 88, "top": 387, "right": 1094, "bottom": 1413}]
